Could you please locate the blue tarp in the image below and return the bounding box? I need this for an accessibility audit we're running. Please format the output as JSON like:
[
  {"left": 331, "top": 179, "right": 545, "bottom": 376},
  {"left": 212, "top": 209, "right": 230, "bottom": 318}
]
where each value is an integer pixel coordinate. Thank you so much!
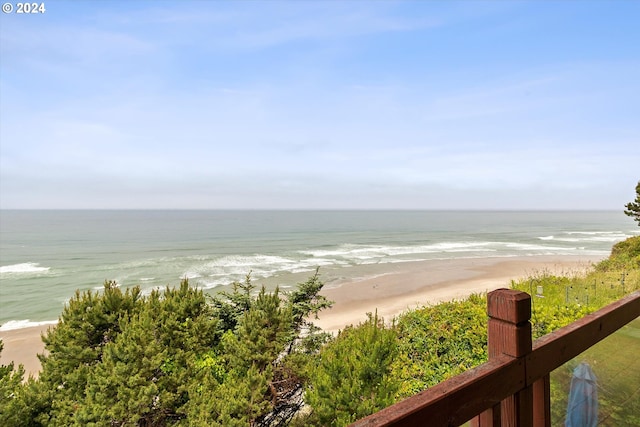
[{"left": 565, "top": 362, "right": 598, "bottom": 427}]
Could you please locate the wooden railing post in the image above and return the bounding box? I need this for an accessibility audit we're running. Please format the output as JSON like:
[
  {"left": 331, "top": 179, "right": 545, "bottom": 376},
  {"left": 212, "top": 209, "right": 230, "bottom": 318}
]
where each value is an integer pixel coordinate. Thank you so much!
[
  {"left": 532, "top": 374, "right": 551, "bottom": 427},
  {"left": 474, "top": 289, "right": 533, "bottom": 427}
]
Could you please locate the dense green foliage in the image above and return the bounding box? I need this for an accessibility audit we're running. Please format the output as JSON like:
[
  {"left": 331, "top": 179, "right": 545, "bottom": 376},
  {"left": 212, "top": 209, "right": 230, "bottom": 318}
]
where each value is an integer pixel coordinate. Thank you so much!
[
  {"left": 302, "top": 313, "right": 400, "bottom": 426},
  {"left": 0, "top": 342, "right": 27, "bottom": 425},
  {"left": 512, "top": 268, "right": 640, "bottom": 339},
  {"left": 391, "top": 295, "right": 488, "bottom": 397},
  {"left": 624, "top": 181, "right": 640, "bottom": 226},
  {"left": 0, "top": 273, "right": 332, "bottom": 426},
  {"left": 594, "top": 235, "right": 640, "bottom": 272}
]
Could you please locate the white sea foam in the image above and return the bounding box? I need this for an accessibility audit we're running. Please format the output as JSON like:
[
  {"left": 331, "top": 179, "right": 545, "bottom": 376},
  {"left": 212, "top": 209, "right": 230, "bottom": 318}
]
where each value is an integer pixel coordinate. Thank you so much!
[
  {"left": 505, "top": 242, "right": 569, "bottom": 251},
  {"left": 521, "top": 232, "right": 628, "bottom": 256},
  {"left": 140, "top": 285, "right": 164, "bottom": 296},
  {"left": 0, "top": 319, "right": 58, "bottom": 331},
  {"left": 299, "top": 242, "right": 496, "bottom": 261},
  {"left": 0, "top": 262, "right": 50, "bottom": 274},
  {"left": 152, "top": 237, "right": 618, "bottom": 290},
  {"left": 208, "top": 255, "right": 296, "bottom": 268},
  {"left": 546, "top": 231, "right": 632, "bottom": 243},
  {"left": 180, "top": 254, "right": 296, "bottom": 286},
  {"left": 179, "top": 253, "right": 352, "bottom": 288},
  {"left": 565, "top": 231, "right": 619, "bottom": 235},
  {"left": 198, "top": 280, "right": 227, "bottom": 290},
  {"left": 556, "top": 236, "right": 629, "bottom": 243}
]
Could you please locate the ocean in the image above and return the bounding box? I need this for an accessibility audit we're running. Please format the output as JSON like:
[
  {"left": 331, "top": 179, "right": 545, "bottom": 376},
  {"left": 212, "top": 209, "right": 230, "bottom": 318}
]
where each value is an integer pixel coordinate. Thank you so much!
[{"left": 0, "top": 210, "right": 636, "bottom": 330}]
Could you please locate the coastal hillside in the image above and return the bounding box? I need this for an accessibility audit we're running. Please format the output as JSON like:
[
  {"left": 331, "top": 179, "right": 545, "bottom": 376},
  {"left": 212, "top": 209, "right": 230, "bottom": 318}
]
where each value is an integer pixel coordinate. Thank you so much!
[{"left": 1, "top": 237, "right": 638, "bottom": 426}]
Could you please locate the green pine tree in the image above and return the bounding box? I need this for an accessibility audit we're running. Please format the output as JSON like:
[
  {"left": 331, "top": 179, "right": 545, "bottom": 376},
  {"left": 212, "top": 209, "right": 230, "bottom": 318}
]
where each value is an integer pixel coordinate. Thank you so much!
[
  {"left": 37, "top": 281, "right": 142, "bottom": 425},
  {"left": 304, "top": 313, "right": 400, "bottom": 426},
  {"left": 77, "top": 280, "right": 218, "bottom": 425},
  {"left": 286, "top": 269, "right": 333, "bottom": 354},
  {"left": 3, "top": 272, "right": 334, "bottom": 425},
  {"left": 624, "top": 181, "right": 640, "bottom": 226}
]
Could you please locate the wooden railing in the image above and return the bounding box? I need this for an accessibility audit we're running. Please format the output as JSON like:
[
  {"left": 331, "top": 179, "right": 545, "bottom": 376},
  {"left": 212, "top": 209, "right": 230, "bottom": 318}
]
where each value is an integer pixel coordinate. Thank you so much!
[{"left": 351, "top": 288, "right": 640, "bottom": 427}]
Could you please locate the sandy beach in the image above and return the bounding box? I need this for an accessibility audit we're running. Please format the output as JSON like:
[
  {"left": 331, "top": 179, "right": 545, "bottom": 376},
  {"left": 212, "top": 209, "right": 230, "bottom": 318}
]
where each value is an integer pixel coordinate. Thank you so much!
[
  {"left": 0, "top": 254, "right": 601, "bottom": 377},
  {"left": 0, "top": 324, "right": 53, "bottom": 379},
  {"left": 314, "top": 255, "right": 599, "bottom": 332}
]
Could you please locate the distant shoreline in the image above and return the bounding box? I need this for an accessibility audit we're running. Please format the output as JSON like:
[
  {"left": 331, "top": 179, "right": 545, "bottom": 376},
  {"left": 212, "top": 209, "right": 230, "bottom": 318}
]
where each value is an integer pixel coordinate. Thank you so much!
[{"left": 0, "top": 254, "right": 603, "bottom": 378}]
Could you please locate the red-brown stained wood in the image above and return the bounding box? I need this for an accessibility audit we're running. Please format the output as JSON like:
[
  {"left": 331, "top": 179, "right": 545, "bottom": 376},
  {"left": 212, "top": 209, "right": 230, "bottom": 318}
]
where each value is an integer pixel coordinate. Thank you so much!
[
  {"left": 487, "top": 290, "right": 534, "bottom": 427},
  {"left": 471, "top": 404, "right": 501, "bottom": 427},
  {"left": 487, "top": 289, "right": 531, "bottom": 325},
  {"left": 511, "top": 385, "right": 534, "bottom": 427},
  {"left": 351, "top": 357, "right": 523, "bottom": 427},
  {"left": 532, "top": 376, "right": 551, "bottom": 427},
  {"left": 487, "top": 318, "right": 532, "bottom": 358}
]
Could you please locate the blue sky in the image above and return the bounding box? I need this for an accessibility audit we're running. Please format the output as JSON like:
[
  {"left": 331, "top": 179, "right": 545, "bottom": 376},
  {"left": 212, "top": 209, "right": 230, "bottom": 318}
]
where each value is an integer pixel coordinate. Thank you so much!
[{"left": 1, "top": 1, "right": 638, "bottom": 209}]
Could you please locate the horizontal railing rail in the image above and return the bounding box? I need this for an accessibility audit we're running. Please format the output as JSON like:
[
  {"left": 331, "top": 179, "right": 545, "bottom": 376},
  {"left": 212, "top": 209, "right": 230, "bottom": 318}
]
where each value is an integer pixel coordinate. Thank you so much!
[
  {"left": 527, "top": 291, "right": 640, "bottom": 382},
  {"left": 351, "top": 289, "right": 640, "bottom": 427}
]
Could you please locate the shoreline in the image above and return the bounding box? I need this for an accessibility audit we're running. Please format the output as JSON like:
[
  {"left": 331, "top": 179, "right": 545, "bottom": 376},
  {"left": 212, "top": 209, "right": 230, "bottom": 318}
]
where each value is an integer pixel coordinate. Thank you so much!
[{"left": 0, "top": 254, "right": 602, "bottom": 377}]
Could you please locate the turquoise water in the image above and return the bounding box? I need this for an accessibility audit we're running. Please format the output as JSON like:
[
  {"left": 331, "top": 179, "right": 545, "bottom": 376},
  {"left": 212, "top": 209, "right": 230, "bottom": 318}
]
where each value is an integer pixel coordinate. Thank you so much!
[{"left": 0, "top": 210, "right": 636, "bottom": 329}]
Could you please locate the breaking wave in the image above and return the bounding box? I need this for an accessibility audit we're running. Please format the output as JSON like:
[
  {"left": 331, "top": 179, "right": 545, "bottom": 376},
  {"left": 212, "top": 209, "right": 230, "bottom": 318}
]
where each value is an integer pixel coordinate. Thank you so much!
[{"left": 0, "top": 262, "right": 51, "bottom": 274}]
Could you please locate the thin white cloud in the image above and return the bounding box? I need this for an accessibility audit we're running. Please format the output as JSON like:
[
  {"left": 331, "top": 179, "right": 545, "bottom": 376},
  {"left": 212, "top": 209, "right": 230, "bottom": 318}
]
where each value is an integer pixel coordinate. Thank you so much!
[{"left": 1, "top": 1, "right": 638, "bottom": 209}]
